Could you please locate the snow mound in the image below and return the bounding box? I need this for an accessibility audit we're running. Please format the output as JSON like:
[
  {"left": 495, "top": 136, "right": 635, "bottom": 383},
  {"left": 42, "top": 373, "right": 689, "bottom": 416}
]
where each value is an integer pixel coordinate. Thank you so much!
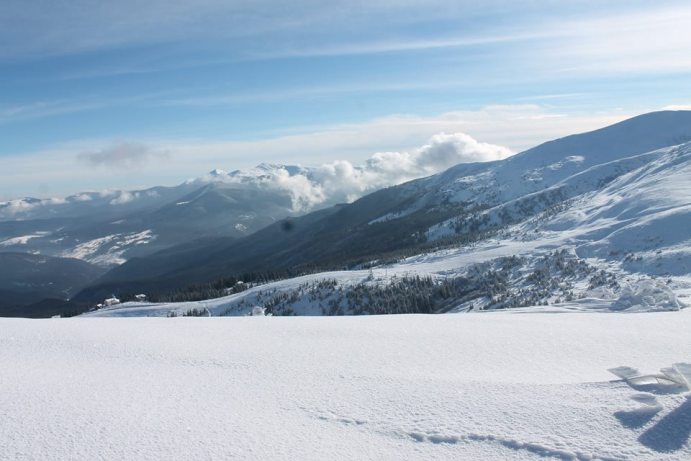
[
  {"left": 250, "top": 306, "right": 267, "bottom": 316},
  {"left": 613, "top": 280, "right": 685, "bottom": 312}
]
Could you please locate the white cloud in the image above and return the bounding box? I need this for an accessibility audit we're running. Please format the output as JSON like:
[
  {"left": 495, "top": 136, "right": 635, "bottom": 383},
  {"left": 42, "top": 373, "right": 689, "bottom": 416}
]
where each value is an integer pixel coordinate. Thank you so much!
[
  {"left": 162, "top": 105, "right": 627, "bottom": 170},
  {"left": 0, "top": 105, "right": 632, "bottom": 200},
  {"left": 268, "top": 132, "right": 511, "bottom": 211},
  {"left": 77, "top": 142, "right": 168, "bottom": 169},
  {"left": 325, "top": 133, "right": 508, "bottom": 204},
  {"left": 540, "top": 5, "right": 691, "bottom": 76},
  {"left": 72, "top": 193, "right": 94, "bottom": 202},
  {"left": 106, "top": 189, "right": 160, "bottom": 205},
  {"left": 0, "top": 199, "right": 39, "bottom": 215},
  {"left": 1, "top": 132, "right": 510, "bottom": 212},
  {"left": 662, "top": 105, "right": 691, "bottom": 111},
  {"left": 109, "top": 191, "right": 136, "bottom": 205}
]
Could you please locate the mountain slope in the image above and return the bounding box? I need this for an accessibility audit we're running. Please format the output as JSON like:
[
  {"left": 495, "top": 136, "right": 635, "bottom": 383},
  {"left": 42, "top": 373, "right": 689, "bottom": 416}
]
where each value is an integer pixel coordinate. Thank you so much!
[
  {"left": 75, "top": 111, "right": 691, "bottom": 304},
  {"left": 84, "top": 142, "right": 691, "bottom": 318},
  {"left": 0, "top": 166, "right": 315, "bottom": 266},
  {"left": 536, "top": 144, "right": 691, "bottom": 276},
  {"left": 388, "top": 110, "right": 691, "bottom": 220},
  {"left": 0, "top": 252, "right": 105, "bottom": 317},
  {"left": 7, "top": 111, "right": 689, "bottom": 269}
]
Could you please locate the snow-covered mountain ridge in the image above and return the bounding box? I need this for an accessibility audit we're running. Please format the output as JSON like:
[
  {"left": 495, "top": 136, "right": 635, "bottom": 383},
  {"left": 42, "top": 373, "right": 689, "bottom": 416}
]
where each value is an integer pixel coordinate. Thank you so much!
[
  {"left": 369, "top": 111, "right": 691, "bottom": 227},
  {"left": 3, "top": 111, "right": 690, "bottom": 272},
  {"left": 84, "top": 115, "right": 691, "bottom": 317},
  {"left": 0, "top": 162, "right": 318, "bottom": 223},
  {"left": 0, "top": 151, "right": 477, "bottom": 266},
  {"left": 0, "top": 164, "right": 322, "bottom": 266}
]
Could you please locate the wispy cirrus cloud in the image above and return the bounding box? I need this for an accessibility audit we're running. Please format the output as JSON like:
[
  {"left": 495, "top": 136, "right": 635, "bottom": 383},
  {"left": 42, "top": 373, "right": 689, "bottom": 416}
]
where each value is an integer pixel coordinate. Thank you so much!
[
  {"left": 4, "top": 0, "right": 688, "bottom": 75},
  {"left": 0, "top": 100, "right": 106, "bottom": 124},
  {"left": 248, "top": 30, "right": 549, "bottom": 60},
  {"left": 1, "top": 1, "right": 688, "bottom": 203},
  {"left": 0, "top": 0, "right": 509, "bottom": 60},
  {"left": 0, "top": 88, "right": 186, "bottom": 125},
  {"left": 1, "top": 2, "right": 688, "bottom": 130},
  {"left": 544, "top": 5, "right": 691, "bottom": 75},
  {"left": 163, "top": 80, "right": 480, "bottom": 107}
]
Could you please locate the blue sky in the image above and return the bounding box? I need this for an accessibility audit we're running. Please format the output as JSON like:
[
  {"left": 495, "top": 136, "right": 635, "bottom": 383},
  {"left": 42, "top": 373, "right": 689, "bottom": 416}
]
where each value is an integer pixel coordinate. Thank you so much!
[{"left": 1, "top": 0, "right": 690, "bottom": 199}]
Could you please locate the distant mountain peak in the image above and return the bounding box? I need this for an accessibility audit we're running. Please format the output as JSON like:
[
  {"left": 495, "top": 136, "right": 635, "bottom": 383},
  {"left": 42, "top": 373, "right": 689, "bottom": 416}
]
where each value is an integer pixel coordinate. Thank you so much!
[
  {"left": 255, "top": 162, "right": 283, "bottom": 171},
  {"left": 252, "top": 163, "right": 305, "bottom": 176},
  {"left": 208, "top": 168, "right": 228, "bottom": 177}
]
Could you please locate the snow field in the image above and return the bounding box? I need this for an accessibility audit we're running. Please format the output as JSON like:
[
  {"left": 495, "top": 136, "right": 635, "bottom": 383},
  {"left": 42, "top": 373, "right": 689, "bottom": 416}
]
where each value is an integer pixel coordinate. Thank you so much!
[{"left": 2, "top": 311, "right": 690, "bottom": 460}]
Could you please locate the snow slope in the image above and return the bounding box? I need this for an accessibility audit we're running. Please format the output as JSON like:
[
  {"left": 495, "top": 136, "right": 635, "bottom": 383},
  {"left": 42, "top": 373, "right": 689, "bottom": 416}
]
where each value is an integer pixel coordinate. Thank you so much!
[
  {"left": 84, "top": 143, "right": 691, "bottom": 317},
  {"left": 82, "top": 237, "right": 687, "bottom": 318},
  {"left": 2, "top": 312, "right": 690, "bottom": 460},
  {"left": 539, "top": 144, "right": 691, "bottom": 276},
  {"left": 378, "top": 111, "right": 691, "bottom": 225}
]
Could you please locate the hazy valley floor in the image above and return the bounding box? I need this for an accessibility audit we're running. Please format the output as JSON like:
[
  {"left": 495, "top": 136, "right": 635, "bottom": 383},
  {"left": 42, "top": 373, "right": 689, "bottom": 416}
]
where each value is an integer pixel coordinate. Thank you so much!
[{"left": 2, "top": 311, "right": 691, "bottom": 460}]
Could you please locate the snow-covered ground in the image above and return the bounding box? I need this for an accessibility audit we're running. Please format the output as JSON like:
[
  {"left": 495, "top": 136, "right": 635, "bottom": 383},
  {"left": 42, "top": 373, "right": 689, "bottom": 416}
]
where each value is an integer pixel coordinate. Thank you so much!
[
  {"left": 2, "top": 312, "right": 690, "bottom": 460},
  {"left": 83, "top": 233, "right": 689, "bottom": 317}
]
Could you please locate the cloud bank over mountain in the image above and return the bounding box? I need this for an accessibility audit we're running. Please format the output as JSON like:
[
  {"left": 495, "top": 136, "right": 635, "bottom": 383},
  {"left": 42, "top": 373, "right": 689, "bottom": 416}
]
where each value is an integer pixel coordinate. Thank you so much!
[
  {"left": 1, "top": 130, "right": 510, "bottom": 219},
  {"left": 0, "top": 105, "right": 628, "bottom": 200},
  {"left": 199, "top": 132, "right": 511, "bottom": 211}
]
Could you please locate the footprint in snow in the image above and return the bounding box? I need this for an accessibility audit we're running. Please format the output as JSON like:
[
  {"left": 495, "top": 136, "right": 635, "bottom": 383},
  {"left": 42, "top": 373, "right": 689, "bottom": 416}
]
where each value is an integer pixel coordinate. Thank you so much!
[
  {"left": 614, "top": 393, "right": 661, "bottom": 429},
  {"left": 609, "top": 363, "right": 691, "bottom": 452}
]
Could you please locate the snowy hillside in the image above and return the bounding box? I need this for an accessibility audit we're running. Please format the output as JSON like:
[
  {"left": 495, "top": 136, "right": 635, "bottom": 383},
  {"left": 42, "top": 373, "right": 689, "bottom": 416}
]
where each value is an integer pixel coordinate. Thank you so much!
[
  {"left": 429, "top": 142, "right": 691, "bottom": 254},
  {"left": 84, "top": 147, "right": 691, "bottom": 316},
  {"left": 82, "top": 113, "right": 691, "bottom": 316},
  {"left": 82, "top": 242, "right": 688, "bottom": 318},
  {"left": 371, "top": 111, "right": 691, "bottom": 226},
  {"left": 531, "top": 144, "right": 691, "bottom": 276},
  {"left": 2, "top": 313, "right": 691, "bottom": 459}
]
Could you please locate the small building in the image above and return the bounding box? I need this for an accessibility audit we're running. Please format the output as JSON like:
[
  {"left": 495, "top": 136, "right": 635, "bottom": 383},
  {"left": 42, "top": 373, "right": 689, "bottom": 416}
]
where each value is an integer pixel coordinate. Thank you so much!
[
  {"left": 104, "top": 296, "right": 120, "bottom": 306},
  {"left": 134, "top": 294, "right": 147, "bottom": 302}
]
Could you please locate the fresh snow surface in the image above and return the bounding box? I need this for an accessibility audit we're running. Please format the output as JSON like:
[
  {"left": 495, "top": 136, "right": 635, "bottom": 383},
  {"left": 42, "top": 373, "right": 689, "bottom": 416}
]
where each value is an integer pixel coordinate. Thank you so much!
[{"left": 2, "top": 312, "right": 691, "bottom": 460}]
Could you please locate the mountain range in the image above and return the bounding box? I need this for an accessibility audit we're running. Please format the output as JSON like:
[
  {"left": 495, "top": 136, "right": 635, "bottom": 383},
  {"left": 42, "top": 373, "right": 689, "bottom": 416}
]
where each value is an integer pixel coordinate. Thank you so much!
[
  {"left": 2, "top": 110, "right": 691, "bottom": 316},
  {"left": 75, "top": 111, "right": 691, "bottom": 302},
  {"left": 0, "top": 164, "right": 338, "bottom": 267}
]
